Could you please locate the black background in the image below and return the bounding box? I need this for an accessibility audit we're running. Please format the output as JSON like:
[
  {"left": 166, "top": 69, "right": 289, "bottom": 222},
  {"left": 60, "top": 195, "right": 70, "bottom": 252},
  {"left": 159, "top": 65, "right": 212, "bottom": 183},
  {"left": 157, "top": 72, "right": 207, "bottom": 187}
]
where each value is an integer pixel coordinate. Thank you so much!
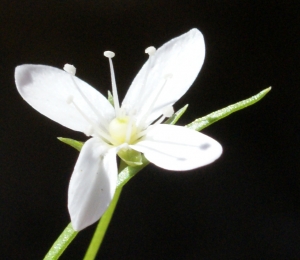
[{"left": 1, "top": 1, "right": 300, "bottom": 259}]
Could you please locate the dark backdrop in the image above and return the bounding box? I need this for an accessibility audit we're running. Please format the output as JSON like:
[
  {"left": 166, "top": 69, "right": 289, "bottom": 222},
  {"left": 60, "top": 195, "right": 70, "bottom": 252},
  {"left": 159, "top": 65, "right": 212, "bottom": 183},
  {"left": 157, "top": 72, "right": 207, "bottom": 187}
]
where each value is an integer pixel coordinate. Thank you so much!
[{"left": 1, "top": 1, "right": 299, "bottom": 259}]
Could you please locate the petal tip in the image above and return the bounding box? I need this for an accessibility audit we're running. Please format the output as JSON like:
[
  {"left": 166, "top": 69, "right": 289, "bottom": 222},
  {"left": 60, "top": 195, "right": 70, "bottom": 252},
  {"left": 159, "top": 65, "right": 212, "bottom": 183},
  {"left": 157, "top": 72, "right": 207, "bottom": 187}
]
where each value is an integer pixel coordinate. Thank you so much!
[{"left": 15, "top": 64, "right": 33, "bottom": 93}]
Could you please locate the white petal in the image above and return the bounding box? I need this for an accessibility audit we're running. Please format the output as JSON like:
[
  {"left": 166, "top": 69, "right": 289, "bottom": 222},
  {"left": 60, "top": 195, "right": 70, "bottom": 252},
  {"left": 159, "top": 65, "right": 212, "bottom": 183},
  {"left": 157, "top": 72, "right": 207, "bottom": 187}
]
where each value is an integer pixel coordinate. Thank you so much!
[
  {"left": 68, "top": 138, "right": 118, "bottom": 231},
  {"left": 15, "top": 65, "right": 115, "bottom": 132},
  {"left": 130, "top": 124, "right": 222, "bottom": 171},
  {"left": 122, "top": 29, "right": 205, "bottom": 125}
]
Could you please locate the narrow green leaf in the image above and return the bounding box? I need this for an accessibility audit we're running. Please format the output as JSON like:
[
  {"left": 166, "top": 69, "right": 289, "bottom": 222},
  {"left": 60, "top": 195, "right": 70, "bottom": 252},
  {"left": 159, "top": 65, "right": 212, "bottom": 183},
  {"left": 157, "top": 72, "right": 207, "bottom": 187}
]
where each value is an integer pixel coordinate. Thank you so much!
[
  {"left": 43, "top": 223, "right": 78, "bottom": 260},
  {"left": 186, "top": 87, "right": 271, "bottom": 131},
  {"left": 57, "top": 137, "right": 83, "bottom": 152}
]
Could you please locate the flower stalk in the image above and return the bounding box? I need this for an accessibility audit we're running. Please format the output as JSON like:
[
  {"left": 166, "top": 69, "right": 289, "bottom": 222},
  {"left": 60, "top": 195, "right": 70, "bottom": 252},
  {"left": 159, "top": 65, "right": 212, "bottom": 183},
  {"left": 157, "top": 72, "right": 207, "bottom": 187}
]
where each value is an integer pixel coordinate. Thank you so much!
[{"left": 83, "top": 187, "right": 123, "bottom": 260}]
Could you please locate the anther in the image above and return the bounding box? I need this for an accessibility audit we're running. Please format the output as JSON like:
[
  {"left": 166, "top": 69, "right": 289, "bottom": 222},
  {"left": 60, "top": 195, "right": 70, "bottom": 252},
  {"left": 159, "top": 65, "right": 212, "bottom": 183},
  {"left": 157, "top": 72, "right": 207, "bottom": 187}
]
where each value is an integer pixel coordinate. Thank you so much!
[
  {"left": 104, "top": 51, "right": 115, "bottom": 58},
  {"left": 63, "top": 64, "right": 76, "bottom": 75},
  {"left": 153, "top": 106, "right": 174, "bottom": 126},
  {"left": 84, "top": 125, "right": 94, "bottom": 137},
  {"left": 145, "top": 46, "right": 156, "bottom": 56},
  {"left": 66, "top": 95, "right": 74, "bottom": 104},
  {"left": 164, "top": 73, "right": 173, "bottom": 79},
  {"left": 163, "top": 106, "right": 174, "bottom": 117}
]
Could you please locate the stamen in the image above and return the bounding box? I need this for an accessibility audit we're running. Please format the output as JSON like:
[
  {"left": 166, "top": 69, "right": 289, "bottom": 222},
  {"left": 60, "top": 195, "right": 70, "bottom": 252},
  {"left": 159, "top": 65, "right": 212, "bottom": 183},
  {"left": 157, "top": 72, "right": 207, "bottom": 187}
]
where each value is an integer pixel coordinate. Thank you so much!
[
  {"left": 67, "top": 97, "right": 113, "bottom": 143},
  {"left": 141, "top": 46, "right": 156, "bottom": 91},
  {"left": 164, "top": 73, "right": 173, "bottom": 80},
  {"left": 145, "top": 46, "right": 156, "bottom": 56},
  {"left": 69, "top": 76, "right": 109, "bottom": 130},
  {"left": 163, "top": 106, "right": 174, "bottom": 117},
  {"left": 104, "top": 50, "right": 120, "bottom": 115},
  {"left": 64, "top": 64, "right": 108, "bottom": 127},
  {"left": 138, "top": 73, "right": 173, "bottom": 128},
  {"left": 153, "top": 106, "right": 174, "bottom": 125},
  {"left": 135, "top": 128, "right": 148, "bottom": 141},
  {"left": 84, "top": 125, "right": 94, "bottom": 137},
  {"left": 66, "top": 95, "right": 74, "bottom": 104},
  {"left": 124, "top": 45, "right": 156, "bottom": 115},
  {"left": 64, "top": 64, "right": 76, "bottom": 75}
]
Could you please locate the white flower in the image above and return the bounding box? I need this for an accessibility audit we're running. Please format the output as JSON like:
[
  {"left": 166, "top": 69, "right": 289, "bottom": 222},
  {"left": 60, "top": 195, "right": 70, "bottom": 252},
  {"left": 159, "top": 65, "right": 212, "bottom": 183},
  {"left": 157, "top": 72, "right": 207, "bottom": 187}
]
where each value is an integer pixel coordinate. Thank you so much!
[{"left": 15, "top": 28, "right": 222, "bottom": 231}]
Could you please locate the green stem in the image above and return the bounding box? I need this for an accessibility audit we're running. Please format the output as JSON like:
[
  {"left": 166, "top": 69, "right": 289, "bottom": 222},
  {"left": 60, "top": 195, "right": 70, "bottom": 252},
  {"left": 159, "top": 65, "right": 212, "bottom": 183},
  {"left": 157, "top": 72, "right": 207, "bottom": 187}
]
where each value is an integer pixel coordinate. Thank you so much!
[
  {"left": 83, "top": 187, "right": 123, "bottom": 260},
  {"left": 43, "top": 158, "right": 148, "bottom": 260},
  {"left": 43, "top": 223, "right": 78, "bottom": 260},
  {"left": 83, "top": 157, "right": 148, "bottom": 259}
]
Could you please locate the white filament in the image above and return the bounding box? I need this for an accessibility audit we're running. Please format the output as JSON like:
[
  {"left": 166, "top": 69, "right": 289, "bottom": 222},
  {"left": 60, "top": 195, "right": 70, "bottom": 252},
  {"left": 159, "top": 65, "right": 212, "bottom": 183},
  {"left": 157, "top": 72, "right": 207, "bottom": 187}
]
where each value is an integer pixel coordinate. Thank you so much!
[
  {"left": 67, "top": 96, "right": 113, "bottom": 143},
  {"left": 69, "top": 76, "right": 108, "bottom": 130},
  {"left": 138, "top": 74, "right": 173, "bottom": 129}
]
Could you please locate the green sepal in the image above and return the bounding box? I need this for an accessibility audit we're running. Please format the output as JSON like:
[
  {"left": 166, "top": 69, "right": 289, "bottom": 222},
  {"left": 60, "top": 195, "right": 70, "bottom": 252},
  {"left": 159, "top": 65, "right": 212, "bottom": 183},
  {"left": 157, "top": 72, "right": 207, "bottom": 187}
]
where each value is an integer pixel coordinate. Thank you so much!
[
  {"left": 107, "top": 90, "right": 114, "bottom": 106},
  {"left": 118, "top": 148, "right": 143, "bottom": 167},
  {"left": 57, "top": 137, "right": 84, "bottom": 152},
  {"left": 164, "top": 104, "right": 188, "bottom": 125},
  {"left": 117, "top": 154, "right": 149, "bottom": 187},
  {"left": 186, "top": 87, "right": 271, "bottom": 131}
]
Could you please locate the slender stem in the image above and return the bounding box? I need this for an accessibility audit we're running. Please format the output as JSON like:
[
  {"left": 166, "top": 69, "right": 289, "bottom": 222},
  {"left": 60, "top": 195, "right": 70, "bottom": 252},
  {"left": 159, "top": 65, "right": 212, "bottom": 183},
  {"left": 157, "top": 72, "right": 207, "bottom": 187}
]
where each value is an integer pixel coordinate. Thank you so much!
[
  {"left": 43, "top": 159, "right": 147, "bottom": 260},
  {"left": 83, "top": 159, "right": 129, "bottom": 260},
  {"left": 43, "top": 223, "right": 78, "bottom": 260},
  {"left": 83, "top": 187, "right": 123, "bottom": 260}
]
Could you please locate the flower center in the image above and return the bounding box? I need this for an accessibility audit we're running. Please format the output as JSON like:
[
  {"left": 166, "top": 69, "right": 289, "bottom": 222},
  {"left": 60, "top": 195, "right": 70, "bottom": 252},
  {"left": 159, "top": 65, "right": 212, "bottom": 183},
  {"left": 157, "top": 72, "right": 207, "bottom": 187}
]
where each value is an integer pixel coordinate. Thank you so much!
[
  {"left": 108, "top": 116, "right": 137, "bottom": 145},
  {"left": 64, "top": 45, "right": 174, "bottom": 148}
]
